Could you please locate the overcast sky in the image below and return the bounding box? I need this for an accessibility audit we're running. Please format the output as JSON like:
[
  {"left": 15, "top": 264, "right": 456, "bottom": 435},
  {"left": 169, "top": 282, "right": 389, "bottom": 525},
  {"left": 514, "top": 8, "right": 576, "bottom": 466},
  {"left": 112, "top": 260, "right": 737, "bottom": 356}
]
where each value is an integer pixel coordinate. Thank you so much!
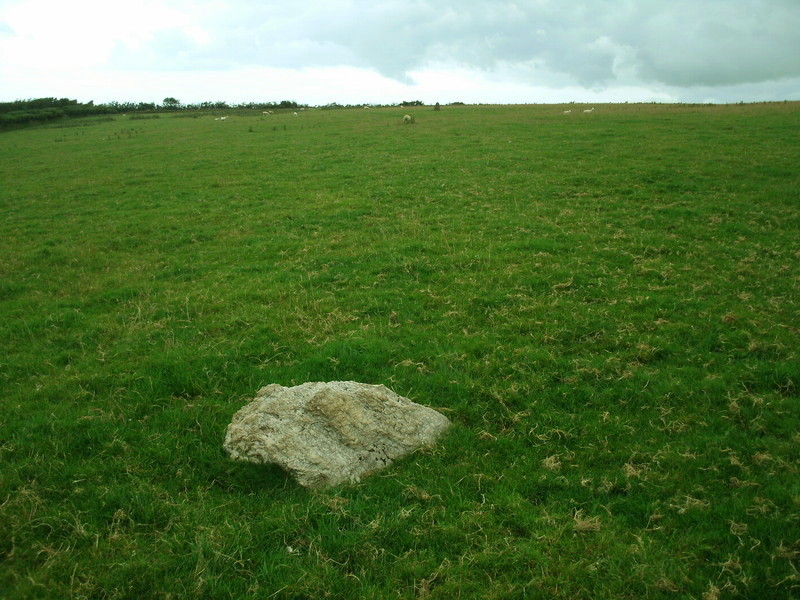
[{"left": 1, "top": 0, "right": 799, "bottom": 105}]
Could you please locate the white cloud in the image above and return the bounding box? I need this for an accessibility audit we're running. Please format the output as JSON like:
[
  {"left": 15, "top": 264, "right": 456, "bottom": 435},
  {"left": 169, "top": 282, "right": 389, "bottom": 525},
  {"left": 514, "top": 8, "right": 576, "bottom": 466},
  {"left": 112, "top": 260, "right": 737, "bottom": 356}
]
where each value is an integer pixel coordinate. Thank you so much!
[
  {"left": 0, "top": 0, "right": 206, "bottom": 69},
  {"left": 1, "top": 0, "right": 798, "bottom": 104}
]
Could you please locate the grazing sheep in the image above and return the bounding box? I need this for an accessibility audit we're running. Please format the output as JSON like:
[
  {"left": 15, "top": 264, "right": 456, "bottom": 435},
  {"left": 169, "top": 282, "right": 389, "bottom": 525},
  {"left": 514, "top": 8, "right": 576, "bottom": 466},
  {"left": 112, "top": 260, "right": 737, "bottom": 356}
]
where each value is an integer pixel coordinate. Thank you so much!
[
  {"left": 583, "top": 107, "right": 594, "bottom": 113},
  {"left": 563, "top": 110, "right": 572, "bottom": 114},
  {"left": 293, "top": 112, "right": 298, "bottom": 116},
  {"left": 403, "top": 114, "right": 413, "bottom": 124},
  {"left": 262, "top": 111, "right": 270, "bottom": 115}
]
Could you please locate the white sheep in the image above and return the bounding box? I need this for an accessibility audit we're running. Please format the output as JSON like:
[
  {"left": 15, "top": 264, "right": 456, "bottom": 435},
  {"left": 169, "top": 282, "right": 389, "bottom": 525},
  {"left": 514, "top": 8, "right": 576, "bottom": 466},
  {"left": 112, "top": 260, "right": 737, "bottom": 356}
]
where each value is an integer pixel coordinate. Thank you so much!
[
  {"left": 583, "top": 107, "right": 594, "bottom": 113},
  {"left": 293, "top": 112, "right": 298, "bottom": 116},
  {"left": 563, "top": 110, "right": 572, "bottom": 114},
  {"left": 403, "top": 114, "right": 413, "bottom": 124},
  {"left": 262, "top": 111, "right": 270, "bottom": 115}
]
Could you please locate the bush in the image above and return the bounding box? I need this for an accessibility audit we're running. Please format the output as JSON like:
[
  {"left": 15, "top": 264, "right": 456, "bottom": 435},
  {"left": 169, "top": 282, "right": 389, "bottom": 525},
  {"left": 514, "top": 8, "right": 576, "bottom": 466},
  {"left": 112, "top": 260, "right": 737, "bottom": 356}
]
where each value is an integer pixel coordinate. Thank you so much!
[{"left": 0, "top": 107, "right": 64, "bottom": 128}]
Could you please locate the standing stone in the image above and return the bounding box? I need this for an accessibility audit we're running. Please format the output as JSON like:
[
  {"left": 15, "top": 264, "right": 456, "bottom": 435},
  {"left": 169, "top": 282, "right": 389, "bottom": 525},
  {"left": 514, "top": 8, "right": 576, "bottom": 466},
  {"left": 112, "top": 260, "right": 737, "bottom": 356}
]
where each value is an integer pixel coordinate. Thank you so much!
[{"left": 223, "top": 381, "right": 450, "bottom": 488}]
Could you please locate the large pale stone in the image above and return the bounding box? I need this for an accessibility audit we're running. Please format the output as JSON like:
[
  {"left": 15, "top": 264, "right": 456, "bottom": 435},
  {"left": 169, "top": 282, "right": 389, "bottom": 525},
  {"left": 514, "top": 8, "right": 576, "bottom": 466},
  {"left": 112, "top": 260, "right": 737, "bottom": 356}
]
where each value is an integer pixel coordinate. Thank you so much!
[{"left": 223, "top": 381, "right": 450, "bottom": 488}]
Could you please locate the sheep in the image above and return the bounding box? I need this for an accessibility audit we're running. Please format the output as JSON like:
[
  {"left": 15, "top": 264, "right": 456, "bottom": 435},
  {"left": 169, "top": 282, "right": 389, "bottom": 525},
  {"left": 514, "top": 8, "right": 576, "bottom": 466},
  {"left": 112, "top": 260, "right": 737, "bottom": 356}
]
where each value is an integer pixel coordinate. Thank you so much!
[
  {"left": 262, "top": 111, "right": 270, "bottom": 115},
  {"left": 293, "top": 112, "right": 298, "bottom": 116},
  {"left": 403, "top": 114, "right": 413, "bottom": 124},
  {"left": 563, "top": 110, "right": 572, "bottom": 114},
  {"left": 583, "top": 107, "right": 594, "bottom": 113}
]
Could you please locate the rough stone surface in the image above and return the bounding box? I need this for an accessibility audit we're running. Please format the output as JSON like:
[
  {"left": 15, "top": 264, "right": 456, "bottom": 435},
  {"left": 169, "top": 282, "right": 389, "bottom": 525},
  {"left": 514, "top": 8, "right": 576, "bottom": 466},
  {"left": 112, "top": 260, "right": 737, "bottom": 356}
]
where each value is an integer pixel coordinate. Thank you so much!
[{"left": 223, "top": 381, "right": 450, "bottom": 488}]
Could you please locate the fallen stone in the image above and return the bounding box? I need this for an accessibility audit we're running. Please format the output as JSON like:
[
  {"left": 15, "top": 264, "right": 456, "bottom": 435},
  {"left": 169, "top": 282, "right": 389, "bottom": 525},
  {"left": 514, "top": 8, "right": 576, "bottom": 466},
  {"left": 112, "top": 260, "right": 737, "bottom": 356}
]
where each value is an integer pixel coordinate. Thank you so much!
[{"left": 223, "top": 381, "right": 450, "bottom": 488}]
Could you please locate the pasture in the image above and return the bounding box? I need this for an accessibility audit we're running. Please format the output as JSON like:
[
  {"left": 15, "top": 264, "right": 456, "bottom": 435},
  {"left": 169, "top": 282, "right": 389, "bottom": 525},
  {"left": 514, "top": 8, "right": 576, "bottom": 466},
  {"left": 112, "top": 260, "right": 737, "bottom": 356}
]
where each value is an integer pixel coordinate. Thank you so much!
[{"left": 1, "top": 102, "right": 799, "bottom": 599}]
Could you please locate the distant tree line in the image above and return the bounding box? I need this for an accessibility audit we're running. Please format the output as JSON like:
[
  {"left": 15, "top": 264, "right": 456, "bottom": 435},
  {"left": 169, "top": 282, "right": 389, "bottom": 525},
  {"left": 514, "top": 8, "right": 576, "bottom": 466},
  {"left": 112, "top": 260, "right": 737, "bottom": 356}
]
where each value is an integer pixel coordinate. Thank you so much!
[
  {"left": 0, "top": 97, "right": 458, "bottom": 129},
  {"left": 0, "top": 98, "right": 110, "bottom": 127},
  {"left": 0, "top": 97, "right": 309, "bottom": 129}
]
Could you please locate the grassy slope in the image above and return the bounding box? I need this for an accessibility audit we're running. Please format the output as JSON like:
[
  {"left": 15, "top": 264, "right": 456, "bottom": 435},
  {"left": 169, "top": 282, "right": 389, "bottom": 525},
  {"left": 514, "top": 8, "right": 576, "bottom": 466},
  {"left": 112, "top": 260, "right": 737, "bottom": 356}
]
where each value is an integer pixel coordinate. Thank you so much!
[{"left": 1, "top": 103, "right": 798, "bottom": 599}]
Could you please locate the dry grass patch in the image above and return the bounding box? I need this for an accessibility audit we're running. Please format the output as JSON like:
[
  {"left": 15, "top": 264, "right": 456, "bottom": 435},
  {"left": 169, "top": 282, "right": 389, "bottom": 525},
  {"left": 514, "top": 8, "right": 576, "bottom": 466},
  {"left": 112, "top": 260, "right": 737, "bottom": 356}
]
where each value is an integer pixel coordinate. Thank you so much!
[{"left": 572, "top": 510, "right": 602, "bottom": 533}]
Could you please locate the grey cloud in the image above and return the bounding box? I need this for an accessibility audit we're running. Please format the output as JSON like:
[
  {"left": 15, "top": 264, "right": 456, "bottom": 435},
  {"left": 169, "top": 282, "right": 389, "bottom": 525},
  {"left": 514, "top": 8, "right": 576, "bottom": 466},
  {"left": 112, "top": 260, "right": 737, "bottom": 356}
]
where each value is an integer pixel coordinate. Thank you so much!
[
  {"left": 113, "top": 0, "right": 800, "bottom": 90},
  {"left": 656, "top": 75, "right": 800, "bottom": 104},
  {"left": 628, "top": 5, "right": 800, "bottom": 86}
]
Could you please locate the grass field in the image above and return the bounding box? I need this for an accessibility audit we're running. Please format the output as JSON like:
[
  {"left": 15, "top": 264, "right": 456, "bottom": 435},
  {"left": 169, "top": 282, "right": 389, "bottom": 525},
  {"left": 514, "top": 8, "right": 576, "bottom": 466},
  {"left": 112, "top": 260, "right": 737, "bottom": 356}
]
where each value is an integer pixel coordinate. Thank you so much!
[{"left": 1, "top": 102, "right": 799, "bottom": 599}]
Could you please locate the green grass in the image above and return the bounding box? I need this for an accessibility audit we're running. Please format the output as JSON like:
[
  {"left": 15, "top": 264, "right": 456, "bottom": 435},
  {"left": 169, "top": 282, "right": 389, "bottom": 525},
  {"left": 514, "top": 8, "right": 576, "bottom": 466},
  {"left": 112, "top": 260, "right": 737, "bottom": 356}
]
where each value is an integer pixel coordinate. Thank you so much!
[{"left": 1, "top": 102, "right": 799, "bottom": 599}]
